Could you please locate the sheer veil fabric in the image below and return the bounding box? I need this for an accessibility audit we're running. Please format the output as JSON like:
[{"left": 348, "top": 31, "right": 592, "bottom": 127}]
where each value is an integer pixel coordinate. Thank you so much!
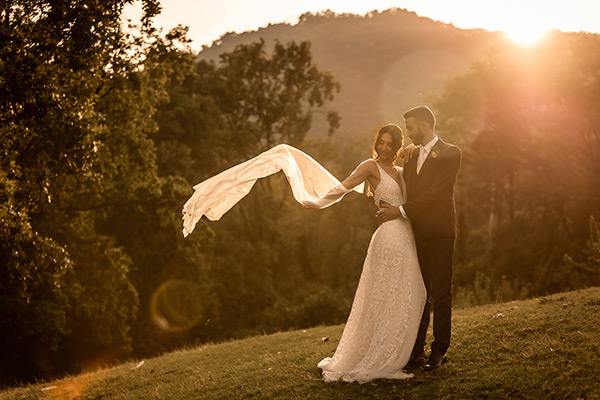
[
  {"left": 182, "top": 144, "right": 426, "bottom": 384},
  {"left": 182, "top": 144, "right": 363, "bottom": 237}
]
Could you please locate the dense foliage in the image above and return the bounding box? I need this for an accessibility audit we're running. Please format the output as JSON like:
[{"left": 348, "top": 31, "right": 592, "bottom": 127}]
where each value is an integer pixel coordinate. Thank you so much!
[
  {"left": 0, "top": 0, "right": 165, "bottom": 381},
  {"left": 434, "top": 33, "right": 600, "bottom": 304}
]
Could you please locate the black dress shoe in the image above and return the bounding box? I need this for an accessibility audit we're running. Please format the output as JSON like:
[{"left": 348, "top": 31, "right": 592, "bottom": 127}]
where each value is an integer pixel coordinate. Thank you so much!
[
  {"left": 423, "top": 353, "right": 448, "bottom": 371},
  {"left": 407, "top": 350, "right": 428, "bottom": 367}
]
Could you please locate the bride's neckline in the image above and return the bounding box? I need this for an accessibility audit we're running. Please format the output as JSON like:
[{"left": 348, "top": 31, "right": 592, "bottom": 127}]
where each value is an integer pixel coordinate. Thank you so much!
[
  {"left": 375, "top": 161, "right": 398, "bottom": 182},
  {"left": 371, "top": 161, "right": 402, "bottom": 195}
]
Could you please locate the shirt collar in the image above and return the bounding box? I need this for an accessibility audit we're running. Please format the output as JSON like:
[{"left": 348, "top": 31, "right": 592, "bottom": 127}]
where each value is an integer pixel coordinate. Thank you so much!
[{"left": 421, "top": 136, "right": 439, "bottom": 153}]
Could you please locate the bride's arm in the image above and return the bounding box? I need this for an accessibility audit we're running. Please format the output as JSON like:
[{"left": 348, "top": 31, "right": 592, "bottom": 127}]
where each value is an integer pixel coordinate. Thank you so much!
[
  {"left": 399, "top": 144, "right": 418, "bottom": 164},
  {"left": 340, "top": 159, "right": 376, "bottom": 190},
  {"left": 303, "top": 160, "right": 376, "bottom": 209}
]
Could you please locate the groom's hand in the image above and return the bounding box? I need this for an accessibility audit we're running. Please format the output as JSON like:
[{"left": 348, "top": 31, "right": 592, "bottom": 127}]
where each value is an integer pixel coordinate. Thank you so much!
[{"left": 376, "top": 203, "right": 401, "bottom": 224}]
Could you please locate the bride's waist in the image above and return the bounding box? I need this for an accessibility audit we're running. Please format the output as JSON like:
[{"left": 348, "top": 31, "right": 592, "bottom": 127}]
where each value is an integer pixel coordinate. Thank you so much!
[
  {"left": 378, "top": 217, "right": 410, "bottom": 227},
  {"left": 374, "top": 218, "right": 413, "bottom": 238}
]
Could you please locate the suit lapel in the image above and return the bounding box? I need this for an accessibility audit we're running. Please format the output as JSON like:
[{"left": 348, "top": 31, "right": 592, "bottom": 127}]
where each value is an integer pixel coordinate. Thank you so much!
[{"left": 416, "top": 139, "right": 445, "bottom": 179}]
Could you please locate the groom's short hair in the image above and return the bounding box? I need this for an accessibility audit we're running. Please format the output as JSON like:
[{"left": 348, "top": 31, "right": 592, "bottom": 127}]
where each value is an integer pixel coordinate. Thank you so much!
[{"left": 403, "top": 106, "right": 436, "bottom": 130}]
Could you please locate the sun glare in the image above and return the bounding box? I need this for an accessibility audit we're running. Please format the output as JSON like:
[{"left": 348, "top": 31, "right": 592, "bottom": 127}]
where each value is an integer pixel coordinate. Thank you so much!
[{"left": 503, "top": 25, "right": 550, "bottom": 46}]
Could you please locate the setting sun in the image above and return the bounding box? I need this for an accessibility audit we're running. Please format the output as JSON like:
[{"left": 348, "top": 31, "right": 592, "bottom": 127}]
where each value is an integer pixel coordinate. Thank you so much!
[{"left": 503, "top": 25, "right": 550, "bottom": 46}]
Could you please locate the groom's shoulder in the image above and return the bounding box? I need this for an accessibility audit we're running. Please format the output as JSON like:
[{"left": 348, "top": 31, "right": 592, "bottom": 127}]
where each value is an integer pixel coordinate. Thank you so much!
[{"left": 437, "top": 139, "right": 461, "bottom": 156}]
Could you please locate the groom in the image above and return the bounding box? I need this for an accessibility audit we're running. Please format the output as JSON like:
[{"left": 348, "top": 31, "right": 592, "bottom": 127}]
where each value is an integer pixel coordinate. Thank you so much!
[{"left": 377, "top": 105, "right": 461, "bottom": 371}]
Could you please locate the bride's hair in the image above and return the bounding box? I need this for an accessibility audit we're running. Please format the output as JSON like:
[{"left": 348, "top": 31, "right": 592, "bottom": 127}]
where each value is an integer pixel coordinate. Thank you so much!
[
  {"left": 366, "top": 124, "right": 403, "bottom": 198},
  {"left": 372, "top": 124, "right": 403, "bottom": 163}
]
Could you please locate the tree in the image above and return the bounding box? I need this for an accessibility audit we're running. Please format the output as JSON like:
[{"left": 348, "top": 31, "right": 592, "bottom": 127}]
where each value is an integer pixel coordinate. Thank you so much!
[
  {"left": 0, "top": 0, "right": 164, "bottom": 382},
  {"left": 196, "top": 39, "right": 340, "bottom": 164},
  {"left": 564, "top": 216, "right": 600, "bottom": 285},
  {"left": 0, "top": 170, "right": 71, "bottom": 379},
  {"left": 434, "top": 32, "right": 600, "bottom": 300}
]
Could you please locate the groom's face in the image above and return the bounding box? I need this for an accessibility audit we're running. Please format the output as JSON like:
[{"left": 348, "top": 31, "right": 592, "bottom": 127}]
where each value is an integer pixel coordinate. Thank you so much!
[{"left": 404, "top": 117, "right": 425, "bottom": 146}]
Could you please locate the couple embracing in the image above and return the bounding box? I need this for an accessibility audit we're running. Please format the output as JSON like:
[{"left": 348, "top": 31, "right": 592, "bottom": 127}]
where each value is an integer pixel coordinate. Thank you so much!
[
  {"left": 182, "top": 105, "right": 461, "bottom": 385},
  {"left": 310, "top": 105, "right": 461, "bottom": 383}
]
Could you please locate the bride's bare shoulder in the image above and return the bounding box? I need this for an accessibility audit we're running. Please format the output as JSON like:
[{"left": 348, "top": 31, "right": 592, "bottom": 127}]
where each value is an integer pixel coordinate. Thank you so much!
[
  {"left": 359, "top": 159, "right": 377, "bottom": 167},
  {"left": 357, "top": 159, "right": 378, "bottom": 174}
]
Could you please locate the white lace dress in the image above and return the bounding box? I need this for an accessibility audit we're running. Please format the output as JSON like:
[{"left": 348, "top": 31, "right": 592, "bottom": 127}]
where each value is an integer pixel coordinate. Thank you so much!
[{"left": 318, "top": 163, "right": 427, "bottom": 384}]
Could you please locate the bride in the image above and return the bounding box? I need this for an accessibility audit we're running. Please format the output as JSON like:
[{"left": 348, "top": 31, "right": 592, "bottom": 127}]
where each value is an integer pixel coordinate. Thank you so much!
[
  {"left": 306, "top": 124, "right": 426, "bottom": 383},
  {"left": 181, "top": 124, "right": 425, "bottom": 384}
]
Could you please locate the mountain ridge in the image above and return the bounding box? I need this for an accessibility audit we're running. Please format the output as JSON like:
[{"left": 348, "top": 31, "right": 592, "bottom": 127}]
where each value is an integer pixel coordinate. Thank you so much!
[{"left": 197, "top": 8, "right": 505, "bottom": 144}]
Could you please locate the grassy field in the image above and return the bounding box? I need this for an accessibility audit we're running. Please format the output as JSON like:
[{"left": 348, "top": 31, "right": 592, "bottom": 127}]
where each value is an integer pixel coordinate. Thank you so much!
[{"left": 2, "top": 287, "right": 600, "bottom": 400}]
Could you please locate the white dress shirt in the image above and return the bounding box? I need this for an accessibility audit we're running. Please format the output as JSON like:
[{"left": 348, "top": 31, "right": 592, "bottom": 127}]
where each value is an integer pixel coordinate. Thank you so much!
[{"left": 399, "top": 136, "right": 439, "bottom": 218}]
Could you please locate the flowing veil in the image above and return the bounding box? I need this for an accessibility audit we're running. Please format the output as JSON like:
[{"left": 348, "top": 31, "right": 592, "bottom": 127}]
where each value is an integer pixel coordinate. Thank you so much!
[{"left": 182, "top": 144, "right": 364, "bottom": 237}]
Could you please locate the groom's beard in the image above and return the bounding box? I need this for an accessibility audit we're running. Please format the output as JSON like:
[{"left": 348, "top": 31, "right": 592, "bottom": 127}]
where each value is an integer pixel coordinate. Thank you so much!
[{"left": 413, "top": 127, "right": 425, "bottom": 145}]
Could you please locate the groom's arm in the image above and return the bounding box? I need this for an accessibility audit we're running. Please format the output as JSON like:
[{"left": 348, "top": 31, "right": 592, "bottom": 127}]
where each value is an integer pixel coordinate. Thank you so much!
[
  {"left": 377, "top": 202, "right": 402, "bottom": 223},
  {"left": 402, "top": 146, "right": 462, "bottom": 219},
  {"left": 399, "top": 205, "right": 408, "bottom": 218}
]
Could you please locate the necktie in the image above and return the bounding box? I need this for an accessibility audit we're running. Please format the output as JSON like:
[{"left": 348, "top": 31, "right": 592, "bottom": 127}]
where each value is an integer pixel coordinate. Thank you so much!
[{"left": 417, "top": 146, "right": 427, "bottom": 174}]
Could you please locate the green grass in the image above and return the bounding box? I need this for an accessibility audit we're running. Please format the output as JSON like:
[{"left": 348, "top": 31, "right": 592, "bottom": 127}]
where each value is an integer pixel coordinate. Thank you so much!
[{"left": 2, "top": 287, "right": 600, "bottom": 399}]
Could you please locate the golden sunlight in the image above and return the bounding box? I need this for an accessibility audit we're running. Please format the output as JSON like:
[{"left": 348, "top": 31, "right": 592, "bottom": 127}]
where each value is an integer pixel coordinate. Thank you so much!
[{"left": 503, "top": 25, "right": 549, "bottom": 46}]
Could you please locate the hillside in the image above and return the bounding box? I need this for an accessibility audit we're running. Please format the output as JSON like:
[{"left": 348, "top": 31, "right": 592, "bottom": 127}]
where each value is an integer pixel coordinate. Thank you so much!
[
  {"left": 198, "top": 8, "right": 505, "bottom": 142},
  {"left": 2, "top": 287, "right": 599, "bottom": 399}
]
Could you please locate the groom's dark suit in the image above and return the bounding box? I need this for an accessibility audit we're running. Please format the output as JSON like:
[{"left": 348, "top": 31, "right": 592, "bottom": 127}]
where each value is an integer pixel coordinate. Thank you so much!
[{"left": 402, "top": 137, "right": 461, "bottom": 357}]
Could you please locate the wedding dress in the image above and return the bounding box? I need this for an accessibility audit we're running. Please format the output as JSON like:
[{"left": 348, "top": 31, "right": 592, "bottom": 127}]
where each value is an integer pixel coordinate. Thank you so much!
[
  {"left": 317, "top": 162, "right": 426, "bottom": 384},
  {"left": 181, "top": 144, "right": 426, "bottom": 384}
]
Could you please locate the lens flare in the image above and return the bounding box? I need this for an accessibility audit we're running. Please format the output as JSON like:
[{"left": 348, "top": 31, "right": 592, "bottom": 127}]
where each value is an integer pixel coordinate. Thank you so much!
[{"left": 150, "top": 280, "right": 206, "bottom": 332}]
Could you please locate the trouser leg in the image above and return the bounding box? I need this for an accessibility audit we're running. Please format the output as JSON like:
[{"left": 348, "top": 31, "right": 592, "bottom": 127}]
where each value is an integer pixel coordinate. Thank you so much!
[
  {"left": 429, "top": 237, "right": 455, "bottom": 355},
  {"left": 411, "top": 234, "right": 430, "bottom": 355}
]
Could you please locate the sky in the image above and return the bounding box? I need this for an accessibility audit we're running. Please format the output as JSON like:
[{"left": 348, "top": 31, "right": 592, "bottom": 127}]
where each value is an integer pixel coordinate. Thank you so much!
[{"left": 122, "top": 0, "right": 600, "bottom": 50}]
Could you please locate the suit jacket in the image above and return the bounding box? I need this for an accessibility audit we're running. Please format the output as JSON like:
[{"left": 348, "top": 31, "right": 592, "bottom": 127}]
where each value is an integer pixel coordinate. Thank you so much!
[{"left": 403, "top": 138, "right": 461, "bottom": 239}]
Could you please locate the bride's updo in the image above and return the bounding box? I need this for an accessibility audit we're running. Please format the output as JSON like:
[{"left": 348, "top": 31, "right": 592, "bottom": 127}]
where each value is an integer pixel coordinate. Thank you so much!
[{"left": 372, "top": 124, "right": 403, "bottom": 163}]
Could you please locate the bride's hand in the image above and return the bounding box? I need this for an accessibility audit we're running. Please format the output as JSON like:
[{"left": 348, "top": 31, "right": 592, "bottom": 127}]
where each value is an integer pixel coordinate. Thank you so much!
[{"left": 399, "top": 144, "right": 418, "bottom": 163}]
